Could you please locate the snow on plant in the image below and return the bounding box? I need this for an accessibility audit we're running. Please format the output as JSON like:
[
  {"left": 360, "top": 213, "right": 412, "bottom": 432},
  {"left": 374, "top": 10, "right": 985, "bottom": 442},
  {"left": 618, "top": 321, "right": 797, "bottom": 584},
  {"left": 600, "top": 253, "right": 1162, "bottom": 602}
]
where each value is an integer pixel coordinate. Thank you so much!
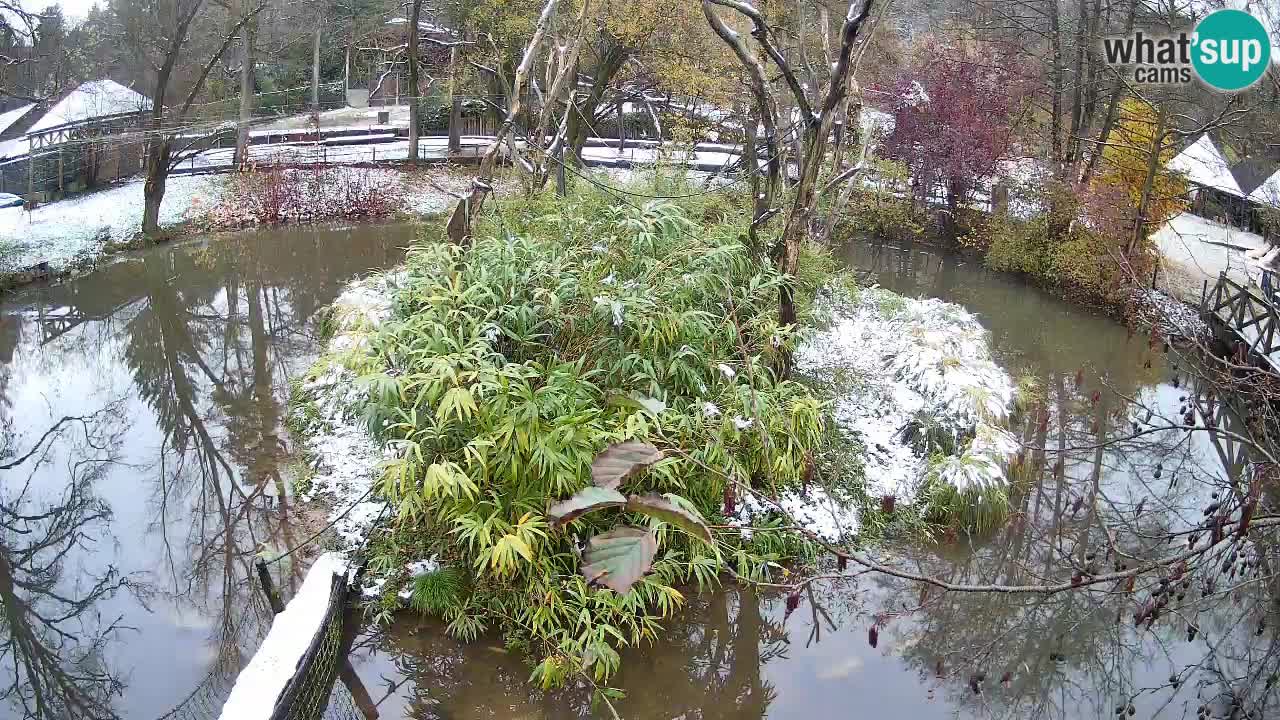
[{"left": 798, "top": 285, "right": 1017, "bottom": 524}]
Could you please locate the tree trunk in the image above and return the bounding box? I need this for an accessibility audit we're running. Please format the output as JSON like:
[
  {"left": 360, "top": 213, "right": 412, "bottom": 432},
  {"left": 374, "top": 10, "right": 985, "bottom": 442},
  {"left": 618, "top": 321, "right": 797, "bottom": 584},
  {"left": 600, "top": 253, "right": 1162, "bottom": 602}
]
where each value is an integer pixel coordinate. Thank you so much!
[
  {"left": 1079, "top": 0, "right": 1137, "bottom": 185},
  {"left": 234, "top": 19, "right": 256, "bottom": 167},
  {"left": 142, "top": 138, "right": 172, "bottom": 236},
  {"left": 1065, "top": 0, "right": 1087, "bottom": 171},
  {"left": 1128, "top": 105, "right": 1167, "bottom": 257},
  {"left": 311, "top": 15, "right": 322, "bottom": 111},
  {"left": 343, "top": 44, "right": 350, "bottom": 96},
  {"left": 1047, "top": 0, "right": 1064, "bottom": 176},
  {"left": 566, "top": 40, "right": 629, "bottom": 163},
  {"left": 527, "top": 0, "right": 593, "bottom": 191},
  {"left": 448, "top": 45, "right": 461, "bottom": 154},
  {"left": 407, "top": 0, "right": 423, "bottom": 161},
  {"left": 742, "top": 102, "right": 764, "bottom": 253}
]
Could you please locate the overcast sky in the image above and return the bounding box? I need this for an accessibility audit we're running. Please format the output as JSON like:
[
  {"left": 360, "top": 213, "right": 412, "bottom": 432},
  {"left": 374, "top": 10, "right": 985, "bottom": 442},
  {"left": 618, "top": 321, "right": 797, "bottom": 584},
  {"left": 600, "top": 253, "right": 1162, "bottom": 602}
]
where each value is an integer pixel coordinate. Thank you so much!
[{"left": 22, "top": 0, "right": 99, "bottom": 21}]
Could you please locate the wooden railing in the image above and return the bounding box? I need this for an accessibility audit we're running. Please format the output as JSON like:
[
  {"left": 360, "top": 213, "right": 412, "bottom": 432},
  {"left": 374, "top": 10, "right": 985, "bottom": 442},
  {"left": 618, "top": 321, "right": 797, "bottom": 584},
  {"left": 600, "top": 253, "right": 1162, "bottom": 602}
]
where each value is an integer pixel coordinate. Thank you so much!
[{"left": 1203, "top": 272, "right": 1280, "bottom": 357}]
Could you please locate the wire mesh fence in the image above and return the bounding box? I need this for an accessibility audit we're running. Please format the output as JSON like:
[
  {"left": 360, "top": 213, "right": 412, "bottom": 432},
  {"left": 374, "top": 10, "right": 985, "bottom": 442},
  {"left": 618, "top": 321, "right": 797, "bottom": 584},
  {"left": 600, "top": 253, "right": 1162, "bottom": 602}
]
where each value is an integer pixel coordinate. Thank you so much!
[{"left": 266, "top": 571, "right": 353, "bottom": 720}]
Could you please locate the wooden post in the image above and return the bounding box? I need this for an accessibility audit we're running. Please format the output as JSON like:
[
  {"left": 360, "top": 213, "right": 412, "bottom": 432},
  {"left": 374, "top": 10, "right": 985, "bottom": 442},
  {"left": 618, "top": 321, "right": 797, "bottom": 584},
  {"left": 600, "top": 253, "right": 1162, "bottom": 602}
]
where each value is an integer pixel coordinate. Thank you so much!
[
  {"left": 555, "top": 143, "right": 566, "bottom": 196},
  {"left": 448, "top": 46, "right": 461, "bottom": 154},
  {"left": 617, "top": 100, "right": 626, "bottom": 153},
  {"left": 255, "top": 558, "right": 286, "bottom": 614},
  {"left": 57, "top": 149, "right": 63, "bottom": 193},
  {"left": 27, "top": 152, "right": 34, "bottom": 202}
]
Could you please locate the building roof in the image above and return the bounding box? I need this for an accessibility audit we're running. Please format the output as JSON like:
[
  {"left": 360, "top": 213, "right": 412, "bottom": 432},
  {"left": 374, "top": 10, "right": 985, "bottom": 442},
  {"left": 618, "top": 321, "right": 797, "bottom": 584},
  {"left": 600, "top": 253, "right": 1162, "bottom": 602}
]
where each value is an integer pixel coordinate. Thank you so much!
[
  {"left": 0, "top": 104, "right": 35, "bottom": 136},
  {"left": 26, "top": 79, "right": 150, "bottom": 134},
  {"left": 1168, "top": 134, "right": 1245, "bottom": 197},
  {"left": 1249, "top": 166, "right": 1280, "bottom": 208},
  {"left": 1228, "top": 152, "right": 1280, "bottom": 197}
]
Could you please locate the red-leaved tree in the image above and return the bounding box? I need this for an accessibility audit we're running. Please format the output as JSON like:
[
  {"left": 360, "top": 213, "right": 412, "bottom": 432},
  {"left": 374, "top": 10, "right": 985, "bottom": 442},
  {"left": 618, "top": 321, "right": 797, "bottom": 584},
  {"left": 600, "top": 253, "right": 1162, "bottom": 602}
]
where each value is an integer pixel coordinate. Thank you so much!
[{"left": 881, "top": 44, "right": 1028, "bottom": 227}]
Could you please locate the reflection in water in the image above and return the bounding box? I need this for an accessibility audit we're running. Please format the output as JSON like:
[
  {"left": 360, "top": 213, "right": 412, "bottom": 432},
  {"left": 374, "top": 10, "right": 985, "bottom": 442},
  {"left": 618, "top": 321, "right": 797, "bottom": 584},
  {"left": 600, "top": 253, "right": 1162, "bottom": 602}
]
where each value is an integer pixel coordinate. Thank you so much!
[
  {"left": 0, "top": 402, "right": 132, "bottom": 720},
  {"left": 0, "top": 224, "right": 409, "bottom": 718},
  {"left": 347, "top": 240, "right": 1277, "bottom": 720}
]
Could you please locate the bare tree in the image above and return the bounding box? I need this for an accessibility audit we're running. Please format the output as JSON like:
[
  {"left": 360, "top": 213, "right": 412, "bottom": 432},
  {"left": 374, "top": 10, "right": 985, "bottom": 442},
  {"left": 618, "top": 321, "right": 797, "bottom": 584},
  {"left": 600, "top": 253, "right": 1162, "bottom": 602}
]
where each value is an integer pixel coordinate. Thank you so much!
[
  {"left": 136, "top": 0, "right": 268, "bottom": 236},
  {"left": 443, "top": 0, "right": 560, "bottom": 244},
  {"left": 233, "top": 1, "right": 258, "bottom": 168},
  {"left": 702, "top": 0, "right": 875, "bottom": 373}
]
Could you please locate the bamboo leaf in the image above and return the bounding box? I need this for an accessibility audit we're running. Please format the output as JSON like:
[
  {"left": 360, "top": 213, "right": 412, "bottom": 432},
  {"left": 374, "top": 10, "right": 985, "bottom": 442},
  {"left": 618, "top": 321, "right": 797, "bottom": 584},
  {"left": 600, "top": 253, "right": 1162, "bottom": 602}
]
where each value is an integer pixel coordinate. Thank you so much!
[
  {"left": 580, "top": 526, "right": 658, "bottom": 594},
  {"left": 591, "top": 441, "right": 663, "bottom": 490},
  {"left": 608, "top": 393, "right": 667, "bottom": 416},
  {"left": 626, "top": 493, "right": 713, "bottom": 544},
  {"left": 547, "top": 487, "right": 627, "bottom": 527}
]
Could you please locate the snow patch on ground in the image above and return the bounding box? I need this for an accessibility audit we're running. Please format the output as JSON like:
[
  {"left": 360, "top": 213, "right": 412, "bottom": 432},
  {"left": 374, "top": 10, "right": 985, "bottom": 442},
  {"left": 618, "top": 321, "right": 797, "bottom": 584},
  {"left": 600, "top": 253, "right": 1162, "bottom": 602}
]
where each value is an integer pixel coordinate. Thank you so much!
[
  {"left": 0, "top": 174, "right": 224, "bottom": 272},
  {"left": 1130, "top": 287, "right": 1210, "bottom": 340},
  {"left": 1, "top": 166, "right": 486, "bottom": 279},
  {"left": 218, "top": 552, "right": 346, "bottom": 720},
  {"left": 293, "top": 274, "right": 401, "bottom": 550},
  {"left": 798, "top": 287, "right": 1016, "bottom": 508},
  {"left": 735, "top": 486, "right": 863, "bottom": 542}
]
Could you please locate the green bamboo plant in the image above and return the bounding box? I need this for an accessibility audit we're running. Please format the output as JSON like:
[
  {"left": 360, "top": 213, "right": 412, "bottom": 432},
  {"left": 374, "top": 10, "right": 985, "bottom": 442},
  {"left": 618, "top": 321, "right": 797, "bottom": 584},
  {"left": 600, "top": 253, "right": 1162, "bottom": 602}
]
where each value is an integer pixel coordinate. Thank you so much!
[{"left": 357, "top": 177, "right": 847, "bottom": 692}]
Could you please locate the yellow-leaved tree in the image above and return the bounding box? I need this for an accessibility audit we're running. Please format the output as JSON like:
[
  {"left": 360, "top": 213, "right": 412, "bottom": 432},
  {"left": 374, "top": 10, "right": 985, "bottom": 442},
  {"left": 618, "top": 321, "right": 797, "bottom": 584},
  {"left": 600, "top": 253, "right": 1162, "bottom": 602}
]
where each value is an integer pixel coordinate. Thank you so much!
[{"left": 1097, "top": 99, "right": 1188, "bottom": 241}]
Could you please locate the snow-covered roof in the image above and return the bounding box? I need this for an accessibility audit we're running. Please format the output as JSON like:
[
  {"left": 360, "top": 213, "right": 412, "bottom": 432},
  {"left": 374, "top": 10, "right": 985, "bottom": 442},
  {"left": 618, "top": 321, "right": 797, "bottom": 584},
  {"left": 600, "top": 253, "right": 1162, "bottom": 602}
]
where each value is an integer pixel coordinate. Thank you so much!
[
  {"left": 0, "top": 104, "right": 34, "bottom": 136},
  {"left": 27, "top": 80, "right": 150, "bottom": 134},
  {"left": 0, "top": 138, "right": 26, "bottom": 161},
  {"left": 1248, "top": 166, "right": 1280, "bottom": 208},
  {"left": 1168, "top": 134, "right": 1244, "bottom": 197}
]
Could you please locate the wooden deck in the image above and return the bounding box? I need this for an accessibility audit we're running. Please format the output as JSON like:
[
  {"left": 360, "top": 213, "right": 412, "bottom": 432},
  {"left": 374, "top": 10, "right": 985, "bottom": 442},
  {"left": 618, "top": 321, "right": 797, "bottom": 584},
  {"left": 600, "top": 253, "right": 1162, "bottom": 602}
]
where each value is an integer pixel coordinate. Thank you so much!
[{"left": 1201, "top": 272, "right": 1280, "bottom": 370}]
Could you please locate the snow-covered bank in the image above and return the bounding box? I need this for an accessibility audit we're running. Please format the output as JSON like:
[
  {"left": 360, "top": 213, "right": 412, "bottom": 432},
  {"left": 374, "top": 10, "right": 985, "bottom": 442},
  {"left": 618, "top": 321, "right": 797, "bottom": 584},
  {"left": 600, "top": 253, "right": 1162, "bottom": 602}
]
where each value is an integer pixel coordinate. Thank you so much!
[
  {"left": 290, "top": 274, "right": 402, "bottom": 550},
  {"left": 0, "top": 174, "right": 224, "bottom": 274},
  {"left": 787, "top": 287, "right": 1018, "bottom": 534},
  {"left": 0, "top": 166, "right": 480, "bottom": 286},
  {"left": 1129, "top": 287, "right": 1211, "bottom": 341},
  {"left": 290, "top": 272, "right": 449, "bottom": 602}
]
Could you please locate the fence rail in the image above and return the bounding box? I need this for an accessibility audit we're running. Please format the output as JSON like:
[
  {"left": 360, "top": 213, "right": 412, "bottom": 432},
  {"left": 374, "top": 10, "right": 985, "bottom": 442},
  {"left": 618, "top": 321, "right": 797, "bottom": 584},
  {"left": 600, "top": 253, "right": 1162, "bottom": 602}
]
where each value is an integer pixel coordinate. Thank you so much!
[{"left": 1202, "top": 272, "right": 1280, "bottom": 361}]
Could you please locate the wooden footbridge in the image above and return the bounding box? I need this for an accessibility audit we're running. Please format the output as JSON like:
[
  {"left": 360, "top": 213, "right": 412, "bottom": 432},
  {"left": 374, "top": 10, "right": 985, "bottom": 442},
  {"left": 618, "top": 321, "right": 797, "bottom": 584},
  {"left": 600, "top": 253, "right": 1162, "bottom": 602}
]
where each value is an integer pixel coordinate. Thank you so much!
[{"left": 1200, "top": 272, "right": 1280, "bottom": 372}]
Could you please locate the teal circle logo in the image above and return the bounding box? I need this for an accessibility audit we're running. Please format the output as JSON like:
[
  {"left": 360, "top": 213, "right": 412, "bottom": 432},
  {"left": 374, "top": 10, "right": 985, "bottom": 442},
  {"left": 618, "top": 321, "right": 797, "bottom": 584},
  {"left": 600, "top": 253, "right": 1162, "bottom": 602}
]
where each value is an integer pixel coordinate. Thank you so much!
[{"left": 1192, "top": 9, "right": 1271, "bottom": 91}]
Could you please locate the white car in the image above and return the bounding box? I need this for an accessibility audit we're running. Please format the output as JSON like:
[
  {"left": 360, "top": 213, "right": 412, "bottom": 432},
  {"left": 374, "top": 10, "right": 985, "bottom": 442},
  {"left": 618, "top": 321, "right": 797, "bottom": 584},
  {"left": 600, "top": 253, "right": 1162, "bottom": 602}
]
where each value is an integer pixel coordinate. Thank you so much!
[{"left": 0, "top": 192, "right": 21, "bottom": 208}]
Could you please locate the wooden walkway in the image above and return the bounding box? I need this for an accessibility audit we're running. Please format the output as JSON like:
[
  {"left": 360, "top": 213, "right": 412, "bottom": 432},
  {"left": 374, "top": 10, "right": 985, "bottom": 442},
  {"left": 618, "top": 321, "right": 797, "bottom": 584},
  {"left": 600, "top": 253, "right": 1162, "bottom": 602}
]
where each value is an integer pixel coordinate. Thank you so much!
[{"left": 1201, "top": 272, "right": 1280, "bottom": 371}]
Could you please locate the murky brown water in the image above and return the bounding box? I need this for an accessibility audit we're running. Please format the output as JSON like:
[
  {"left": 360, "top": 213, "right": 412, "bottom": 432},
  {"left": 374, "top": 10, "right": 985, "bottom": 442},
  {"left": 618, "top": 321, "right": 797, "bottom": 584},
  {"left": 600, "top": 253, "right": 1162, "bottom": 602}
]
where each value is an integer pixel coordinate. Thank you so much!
[
  {"left": 0, "top": 223, "right": 409, "bottom": 719},
  {"left": 2, "top": 232, "right": 1274, "bottom": 720}
]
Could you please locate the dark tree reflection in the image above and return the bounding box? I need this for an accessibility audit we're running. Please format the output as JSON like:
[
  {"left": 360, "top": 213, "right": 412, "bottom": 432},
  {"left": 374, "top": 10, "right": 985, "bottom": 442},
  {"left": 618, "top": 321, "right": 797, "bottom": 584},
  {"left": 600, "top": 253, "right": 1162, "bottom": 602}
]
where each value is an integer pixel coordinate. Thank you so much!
[
  {"left": 0, "top": 402, "right": 135, "bottom": 719},
  {"left": 0, "top": 224, "right": 408, "bottom": 719}
]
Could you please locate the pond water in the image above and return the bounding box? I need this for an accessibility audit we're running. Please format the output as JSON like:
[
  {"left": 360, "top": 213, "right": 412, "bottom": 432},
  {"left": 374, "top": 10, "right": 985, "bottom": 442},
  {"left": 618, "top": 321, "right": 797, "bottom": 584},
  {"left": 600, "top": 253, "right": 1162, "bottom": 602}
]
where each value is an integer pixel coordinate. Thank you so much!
[
  {"left": 0, "top": 223, "right": 409, "bottom": 719},
  {"left": 1, "top": 232, "right": 1272, "bottom": 720}
]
